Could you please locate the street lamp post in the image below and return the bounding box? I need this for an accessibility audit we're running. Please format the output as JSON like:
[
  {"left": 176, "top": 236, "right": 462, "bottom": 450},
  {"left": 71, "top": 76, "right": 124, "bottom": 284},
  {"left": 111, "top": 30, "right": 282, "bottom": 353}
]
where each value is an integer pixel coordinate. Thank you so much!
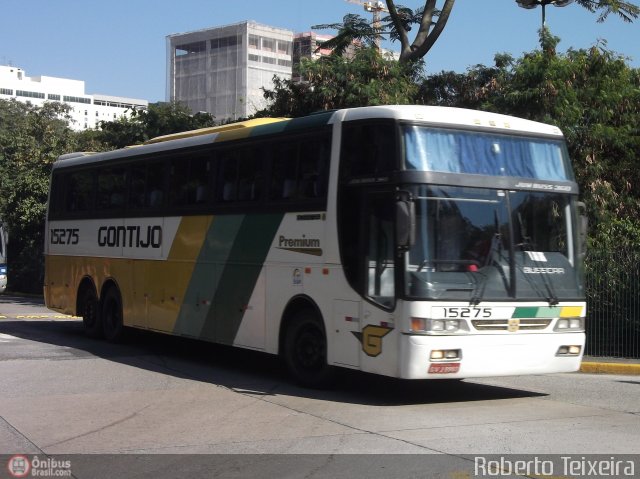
[{"left": 516, "top": 0, "right": 574, "bottom": 27}]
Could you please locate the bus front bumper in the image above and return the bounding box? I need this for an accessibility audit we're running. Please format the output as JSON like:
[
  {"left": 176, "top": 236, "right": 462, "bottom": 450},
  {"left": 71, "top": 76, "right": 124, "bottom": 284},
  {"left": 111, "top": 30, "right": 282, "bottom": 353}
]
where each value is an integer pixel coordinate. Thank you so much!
[{"left": 399, "top": 332, "right": 585, "bottom": 380}]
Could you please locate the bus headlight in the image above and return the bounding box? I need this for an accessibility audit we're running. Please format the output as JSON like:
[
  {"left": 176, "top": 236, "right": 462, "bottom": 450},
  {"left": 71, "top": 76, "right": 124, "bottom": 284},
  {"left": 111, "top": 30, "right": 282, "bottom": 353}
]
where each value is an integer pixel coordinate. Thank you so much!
[
  {"left": 554, "top": 318, "right": 584, "bottom": 331},
  {"left": 556, "top": 345, "right": 581, "bottom": 356},
  {"left": 411, "top": 318, "right": 468, "bottom": 333}
]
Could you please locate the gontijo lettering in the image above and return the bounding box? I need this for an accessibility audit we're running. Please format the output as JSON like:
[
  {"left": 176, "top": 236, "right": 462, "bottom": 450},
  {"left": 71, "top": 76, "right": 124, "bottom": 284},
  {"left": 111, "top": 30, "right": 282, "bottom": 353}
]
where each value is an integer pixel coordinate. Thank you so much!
[{"left": 98, "top": 225, "right": 162, "bottom": 248}]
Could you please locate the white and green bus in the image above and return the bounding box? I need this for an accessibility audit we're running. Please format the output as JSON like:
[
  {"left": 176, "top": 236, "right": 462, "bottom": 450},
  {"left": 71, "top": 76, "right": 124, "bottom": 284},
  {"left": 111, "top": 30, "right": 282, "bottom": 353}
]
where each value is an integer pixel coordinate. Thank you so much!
[{"left": 45, "top": 106, "right": 587, "bottom": 386}]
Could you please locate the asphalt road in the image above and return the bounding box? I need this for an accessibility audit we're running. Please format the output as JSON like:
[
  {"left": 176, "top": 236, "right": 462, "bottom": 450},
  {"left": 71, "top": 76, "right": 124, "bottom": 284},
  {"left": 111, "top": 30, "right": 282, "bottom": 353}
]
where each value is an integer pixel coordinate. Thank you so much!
[{"left": 1, "top": 295, "right": 639, "bottom": 478}]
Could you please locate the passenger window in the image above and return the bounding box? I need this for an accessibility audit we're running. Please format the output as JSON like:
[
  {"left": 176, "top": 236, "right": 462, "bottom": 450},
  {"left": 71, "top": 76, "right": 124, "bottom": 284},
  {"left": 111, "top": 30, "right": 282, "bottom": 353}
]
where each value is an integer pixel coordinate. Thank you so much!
[
  {"left": 169, "top": 159, "right": 189, "bottom": 206},
  {"left": 189, "top": 156, "right": 211, "bottom": 204},
  {"left": 238, "top": 155, "right": 264, "bottom": 201},
  {"left": 66, "top": 170, "right": 95, "bottom": 213},
  {"left": 341, "top": 122, "right": 396, "bottom": 180},
  {"left": 270, "top": 143, "right": 298, "bottom": 200},
  {"left": 218, "top": 148, "right": 263, "bottom": 203},
  {"left": 218, "top": 150, "right": 240, "bottom": 202},
  {"left": 97, "top": 167, "right": 127, "bottom": 210},
  {"left": 299, "top": 136, "right": 329, "bottom": 199},
  {"left": 147, "top": 162, "right": 166, "bottom": 207}
]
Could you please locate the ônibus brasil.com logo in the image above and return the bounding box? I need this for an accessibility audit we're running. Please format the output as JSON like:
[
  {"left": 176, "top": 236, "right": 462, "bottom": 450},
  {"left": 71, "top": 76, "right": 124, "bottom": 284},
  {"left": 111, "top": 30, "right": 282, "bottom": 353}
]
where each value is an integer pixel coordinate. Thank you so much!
[{"left": 6, "top": 455, "right": 72, "bottom": 477}]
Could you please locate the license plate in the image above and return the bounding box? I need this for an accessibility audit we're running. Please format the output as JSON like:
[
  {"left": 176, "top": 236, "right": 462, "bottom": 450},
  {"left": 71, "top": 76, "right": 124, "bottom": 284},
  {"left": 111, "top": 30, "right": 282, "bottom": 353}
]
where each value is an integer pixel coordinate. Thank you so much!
[{"left": 428, "top": 362, "right": 460, "bottom": 374}]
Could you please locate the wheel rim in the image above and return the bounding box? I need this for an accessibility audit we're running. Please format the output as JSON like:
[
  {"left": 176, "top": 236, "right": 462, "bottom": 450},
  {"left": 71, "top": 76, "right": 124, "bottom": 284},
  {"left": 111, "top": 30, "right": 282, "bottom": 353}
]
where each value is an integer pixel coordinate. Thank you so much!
[
  {"left": 83, "top": 292, "right": 97, "bottom": 328},
  {"left": 294, "top": 324, "right": 325, "bottom": 372},
  {"left": 104, "top": 297, "right": 120, "bottom": 332}
]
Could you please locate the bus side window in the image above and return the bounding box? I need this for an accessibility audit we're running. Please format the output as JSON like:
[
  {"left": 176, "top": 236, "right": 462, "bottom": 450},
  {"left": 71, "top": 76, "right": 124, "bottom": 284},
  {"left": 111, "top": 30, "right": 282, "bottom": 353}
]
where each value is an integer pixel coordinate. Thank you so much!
[
  {"left": 341, "top": 122, "right": 396, "bottom": 180},
  {"left": 218, "top": 150, "right": 239, "bottom": 202},
  {"left": 299, "top": 135, "right": 329, "bottom": 199},
  {"left": 129, "top": 163, "right": 146, "bottom": 209},
  {"left": 147, "top": 161, "right": 166, "bottom": 208},
  {"left": 169, "top": 158, "right": 189, "bottom": 207},
  {"left": 66, "top": 170, "right": 95, "bottom": 213},
  {"left": 97, "top": 167, "right": 127, "bottom": 210},
  {"left": 189, "top": 155, "right": 211, "bottom": 204},
  {"left": 270, "top": 142, "right": 298, "bottom": 200}
]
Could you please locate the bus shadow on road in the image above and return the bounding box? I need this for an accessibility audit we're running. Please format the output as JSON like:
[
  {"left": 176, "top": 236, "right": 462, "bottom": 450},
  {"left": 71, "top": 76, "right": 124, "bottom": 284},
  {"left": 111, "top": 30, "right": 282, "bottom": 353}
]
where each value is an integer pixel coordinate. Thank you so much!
[{"left": 0, "top": 318, "right": 548, "bottom": 406}]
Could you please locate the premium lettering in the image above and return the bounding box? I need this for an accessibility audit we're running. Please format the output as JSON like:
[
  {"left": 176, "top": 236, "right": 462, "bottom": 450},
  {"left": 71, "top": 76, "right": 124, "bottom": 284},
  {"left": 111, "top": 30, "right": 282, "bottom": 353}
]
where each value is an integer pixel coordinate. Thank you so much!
[
  {"left": 98, "top": 225, "right": 162, "bottom": 248},
  {"left": 278, "top": 235, "right": 320, "bottom": 249}
]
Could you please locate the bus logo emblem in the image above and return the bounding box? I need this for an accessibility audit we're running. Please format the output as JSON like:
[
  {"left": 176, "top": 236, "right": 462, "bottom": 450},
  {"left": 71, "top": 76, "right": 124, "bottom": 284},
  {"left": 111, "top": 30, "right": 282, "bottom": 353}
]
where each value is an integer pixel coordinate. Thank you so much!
[
  {"left": 352, "top": 324, "right": 393, "bottom": 357},
  {"left": 508, "top": 318, "right": 520, "bottom": 332}
]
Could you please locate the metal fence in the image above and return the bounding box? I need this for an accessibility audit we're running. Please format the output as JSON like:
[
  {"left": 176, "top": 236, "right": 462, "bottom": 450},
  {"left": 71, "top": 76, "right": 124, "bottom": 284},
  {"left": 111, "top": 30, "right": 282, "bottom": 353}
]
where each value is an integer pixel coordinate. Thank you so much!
[{"left": 585, "top": 248, "right": 640, "bottom": 358}]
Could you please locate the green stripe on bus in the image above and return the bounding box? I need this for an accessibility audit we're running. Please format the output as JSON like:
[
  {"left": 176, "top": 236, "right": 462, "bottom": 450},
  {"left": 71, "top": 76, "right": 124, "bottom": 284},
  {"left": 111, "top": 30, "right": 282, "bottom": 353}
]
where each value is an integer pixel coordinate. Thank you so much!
[
  {"left": 173, "top": 215, "right": 244, "bottom": 338},
  {"left": 512, "top": 306, "right": 561, "bottom": 318},
  {"left": 199, "top": 213, "right": 284, "bottom": 344}
]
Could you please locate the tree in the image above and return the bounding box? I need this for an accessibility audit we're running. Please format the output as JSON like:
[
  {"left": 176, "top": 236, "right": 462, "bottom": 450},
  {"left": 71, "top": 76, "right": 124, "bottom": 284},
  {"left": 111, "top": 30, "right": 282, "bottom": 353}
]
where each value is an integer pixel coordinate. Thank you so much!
[
  {"left": 0, "top": 100, "right": 98, "bottom": 292},
  {"left": 97, "top": 102, "right": 215, "bottom": 149},
  {"left": 314, "top": 0, "right": 639, "bottom": 64},
  {"left": 257, "top": 47, "right": 422, "bottom": 117}
]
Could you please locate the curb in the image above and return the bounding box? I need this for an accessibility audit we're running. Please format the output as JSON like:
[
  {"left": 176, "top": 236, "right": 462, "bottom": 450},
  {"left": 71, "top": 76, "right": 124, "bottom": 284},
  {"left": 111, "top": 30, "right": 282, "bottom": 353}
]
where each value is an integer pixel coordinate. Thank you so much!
[{"left": 580, "top": 361, "right": 640, "bottom": 375}]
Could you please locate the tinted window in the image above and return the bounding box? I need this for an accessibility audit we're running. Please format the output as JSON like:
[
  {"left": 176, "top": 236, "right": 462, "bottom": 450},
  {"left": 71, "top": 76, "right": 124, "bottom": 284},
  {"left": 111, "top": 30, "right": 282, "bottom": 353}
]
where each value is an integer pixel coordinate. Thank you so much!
[{"left": 97, "top": 167, "right": 127, "bottom": 210}]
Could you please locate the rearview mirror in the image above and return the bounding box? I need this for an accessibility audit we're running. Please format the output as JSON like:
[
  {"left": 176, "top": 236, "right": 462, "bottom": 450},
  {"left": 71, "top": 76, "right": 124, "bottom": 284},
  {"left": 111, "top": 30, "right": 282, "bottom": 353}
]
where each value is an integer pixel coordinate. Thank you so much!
[
  {"left": 396, "top": 194, "right": 416, "bottom": 250},
  {"left": 576, "top": 201, "right": 588, "bottom": 257}
]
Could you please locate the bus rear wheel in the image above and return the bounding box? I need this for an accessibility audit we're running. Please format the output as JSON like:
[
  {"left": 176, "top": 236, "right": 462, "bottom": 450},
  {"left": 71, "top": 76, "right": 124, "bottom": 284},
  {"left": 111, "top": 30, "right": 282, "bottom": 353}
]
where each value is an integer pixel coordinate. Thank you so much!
[
  {"left": 101, "top": 286, "right": 124, "bottom": 342},
  {"left": 283, "top": 310, "right": 334, "bottom": 388},
  {"left": 80, "top": 286, "right": 102, "bottom": 338}
]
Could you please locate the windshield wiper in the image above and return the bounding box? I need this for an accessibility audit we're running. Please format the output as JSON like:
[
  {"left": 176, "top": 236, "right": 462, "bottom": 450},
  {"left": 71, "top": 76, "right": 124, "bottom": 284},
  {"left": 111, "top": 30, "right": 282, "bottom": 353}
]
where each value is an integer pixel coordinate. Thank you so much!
[{"left": 470, "top": 212, "right": 505, "bottom": 305}]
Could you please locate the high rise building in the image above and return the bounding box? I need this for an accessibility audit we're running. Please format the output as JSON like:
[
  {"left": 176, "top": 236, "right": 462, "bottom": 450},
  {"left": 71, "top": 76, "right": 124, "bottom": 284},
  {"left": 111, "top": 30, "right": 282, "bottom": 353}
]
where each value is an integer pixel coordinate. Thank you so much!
[
  {"left": 0, "top": 65, "right": 148, "bottom": 131},
  {"left": 166, "top": 21, "right": 293, "bottom": 122}
]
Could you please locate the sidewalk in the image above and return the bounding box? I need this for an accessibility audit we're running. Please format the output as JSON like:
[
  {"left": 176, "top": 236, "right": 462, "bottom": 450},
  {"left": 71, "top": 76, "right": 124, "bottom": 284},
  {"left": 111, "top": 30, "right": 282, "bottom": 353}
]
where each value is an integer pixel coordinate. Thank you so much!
[{"left": 580, "top": 356, "right": 640, "bottom": 375}]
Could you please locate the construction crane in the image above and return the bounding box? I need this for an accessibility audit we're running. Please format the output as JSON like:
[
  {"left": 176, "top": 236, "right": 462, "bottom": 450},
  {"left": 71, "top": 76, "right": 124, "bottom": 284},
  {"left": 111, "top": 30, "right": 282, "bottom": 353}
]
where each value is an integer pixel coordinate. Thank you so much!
[{"left": 345, "top": 0, "right": 388, "bottom": 48}]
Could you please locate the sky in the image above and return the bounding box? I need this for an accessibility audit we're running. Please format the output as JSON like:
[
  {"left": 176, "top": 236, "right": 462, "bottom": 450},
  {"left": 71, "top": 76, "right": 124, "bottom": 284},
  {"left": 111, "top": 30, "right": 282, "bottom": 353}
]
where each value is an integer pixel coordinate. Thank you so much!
[{"left": 1, "top": 0, "right": 638, "bottom": 103}]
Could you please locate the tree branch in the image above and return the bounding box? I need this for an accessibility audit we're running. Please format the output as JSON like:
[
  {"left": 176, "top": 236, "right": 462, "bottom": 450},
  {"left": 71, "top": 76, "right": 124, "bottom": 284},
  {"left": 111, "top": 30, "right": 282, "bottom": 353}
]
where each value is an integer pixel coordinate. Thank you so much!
[{"left": 408, "top": 0, "right": 456, "bottom": 62}]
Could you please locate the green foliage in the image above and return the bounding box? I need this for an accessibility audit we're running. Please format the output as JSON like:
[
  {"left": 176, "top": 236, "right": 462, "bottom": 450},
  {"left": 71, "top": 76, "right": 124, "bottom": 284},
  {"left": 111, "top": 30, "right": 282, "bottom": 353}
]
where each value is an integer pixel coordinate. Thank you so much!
[
  {"left": 96, "top": 102, "right": 215, "bottom": 148},
  {"left": 0, "top": 100, "right": 80, "bottom": 292},
  {"left": 258, "top": 47, "right": 422, "bottom": 116}
]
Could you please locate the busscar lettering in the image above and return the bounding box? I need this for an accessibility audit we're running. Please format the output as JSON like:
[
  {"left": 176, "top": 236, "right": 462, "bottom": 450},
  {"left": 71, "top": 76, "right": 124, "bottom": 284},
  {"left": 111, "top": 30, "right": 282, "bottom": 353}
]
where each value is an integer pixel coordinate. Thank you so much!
[{"left": 98, "top": 225, "right": 162, "bottom": 248}]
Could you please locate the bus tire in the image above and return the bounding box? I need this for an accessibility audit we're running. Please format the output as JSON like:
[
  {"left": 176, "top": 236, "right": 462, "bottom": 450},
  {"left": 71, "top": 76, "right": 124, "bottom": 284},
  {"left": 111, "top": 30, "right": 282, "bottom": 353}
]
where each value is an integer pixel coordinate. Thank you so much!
[
  {"left": 80, "top": 285, "right": 102, "bottom": 339},
  {"left": 101, "top": 286, "right": 124, "bottom": 342},
  {"left": 283, "top": 309, "right": 334, "bottom": 388}
]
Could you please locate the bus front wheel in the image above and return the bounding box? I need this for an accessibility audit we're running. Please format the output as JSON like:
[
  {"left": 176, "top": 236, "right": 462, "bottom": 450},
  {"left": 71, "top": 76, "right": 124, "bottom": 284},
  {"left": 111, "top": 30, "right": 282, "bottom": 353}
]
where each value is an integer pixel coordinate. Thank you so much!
[
  {"left": 101, "top": 286, "right": 124, "bottom": 342},
  {"left": 283, "top": 310, "right": 334, "bottom": 388}
]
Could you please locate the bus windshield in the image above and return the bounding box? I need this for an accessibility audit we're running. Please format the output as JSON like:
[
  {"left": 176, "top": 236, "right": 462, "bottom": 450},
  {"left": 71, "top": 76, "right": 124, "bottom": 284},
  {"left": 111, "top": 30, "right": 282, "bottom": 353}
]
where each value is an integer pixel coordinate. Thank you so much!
[
  {"left": 404, "top": 185, "right": 583, "bottom": 302},
  {"left": 403, "top": 126, "right": 573, "bottom": 181}
]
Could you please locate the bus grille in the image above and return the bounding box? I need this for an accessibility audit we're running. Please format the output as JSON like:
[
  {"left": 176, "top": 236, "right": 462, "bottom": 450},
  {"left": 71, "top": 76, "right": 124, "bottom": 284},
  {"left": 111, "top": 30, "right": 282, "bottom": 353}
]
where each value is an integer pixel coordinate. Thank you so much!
[{"left": 471, "top": 319, "right": 552, "bottom": 331}]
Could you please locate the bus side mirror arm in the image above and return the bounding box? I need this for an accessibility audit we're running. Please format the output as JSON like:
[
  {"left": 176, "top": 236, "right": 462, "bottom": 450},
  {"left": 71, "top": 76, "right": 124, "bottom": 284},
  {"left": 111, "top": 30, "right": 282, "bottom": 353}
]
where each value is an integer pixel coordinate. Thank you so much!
[
  {"left": 576, "top": 201, "right": 588, "bottom": 257},
  {"left": 396, "top": 195, "right": 416, "bottom": 251}
]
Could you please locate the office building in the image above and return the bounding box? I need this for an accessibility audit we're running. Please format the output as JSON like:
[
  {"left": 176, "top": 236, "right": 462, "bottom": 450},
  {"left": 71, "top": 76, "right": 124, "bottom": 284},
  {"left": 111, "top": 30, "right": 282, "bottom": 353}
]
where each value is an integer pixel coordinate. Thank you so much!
[
  {"left": 0, "top": 65, "right": 148, "bottom": 131},
  {"left": 167, "top": 21, "right": 293, "bottom": 122}
]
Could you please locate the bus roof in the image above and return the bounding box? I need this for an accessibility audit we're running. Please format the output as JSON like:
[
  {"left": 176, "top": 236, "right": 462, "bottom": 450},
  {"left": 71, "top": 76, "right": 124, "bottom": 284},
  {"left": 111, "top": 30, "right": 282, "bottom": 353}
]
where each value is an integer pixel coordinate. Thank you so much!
[
  {"left": 335, "top": 105, "right": 564, "bottom": 137},
  {"left": 54, "top": 106, "right": 563, "bottom": 169}
]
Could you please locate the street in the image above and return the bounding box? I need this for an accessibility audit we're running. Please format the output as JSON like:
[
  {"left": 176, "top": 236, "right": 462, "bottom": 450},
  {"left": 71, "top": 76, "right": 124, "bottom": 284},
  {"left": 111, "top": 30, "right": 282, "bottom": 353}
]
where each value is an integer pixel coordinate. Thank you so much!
[{"left": 1, "top": 295, "right": 639, "bottom": 477}]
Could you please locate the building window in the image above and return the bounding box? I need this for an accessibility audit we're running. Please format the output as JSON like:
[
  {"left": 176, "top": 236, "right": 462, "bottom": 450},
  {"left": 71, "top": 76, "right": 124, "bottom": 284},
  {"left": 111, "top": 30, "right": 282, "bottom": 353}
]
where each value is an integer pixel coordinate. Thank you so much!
[
  {"left": 16, "top": 90, "right": 45, "bottom": 99},
  {"left": 278, "top": 59, "right": 292, "bottom": 67},
  {"left": 63, "top": 95, "right": 91, "bottom": 104},
  {"left": 211, "top": 35, "right": 241, "bottom": 50},
  {"left": 249, "top": 35, "right": 260, "bottom": 49},
  {"left": 47, "top": 93, "right": 61, "bottom": 101},
  {"left": 262, "top": 38, "right": 275, "bottom": 52},
  {"left": 0, "top": 88, "right": 13, "bottom": 96},
  {"left": 277, "top": 41, "right": 291, "bottom": 55},
  {"left": 262, "top": 56, "right": 276, "bottom": 65},
  {"left": 176, "top": 41, "right": 206, "bottom": 56},
  {"left": 249, "top": 54, "right": 260, "bottom": 62}
]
